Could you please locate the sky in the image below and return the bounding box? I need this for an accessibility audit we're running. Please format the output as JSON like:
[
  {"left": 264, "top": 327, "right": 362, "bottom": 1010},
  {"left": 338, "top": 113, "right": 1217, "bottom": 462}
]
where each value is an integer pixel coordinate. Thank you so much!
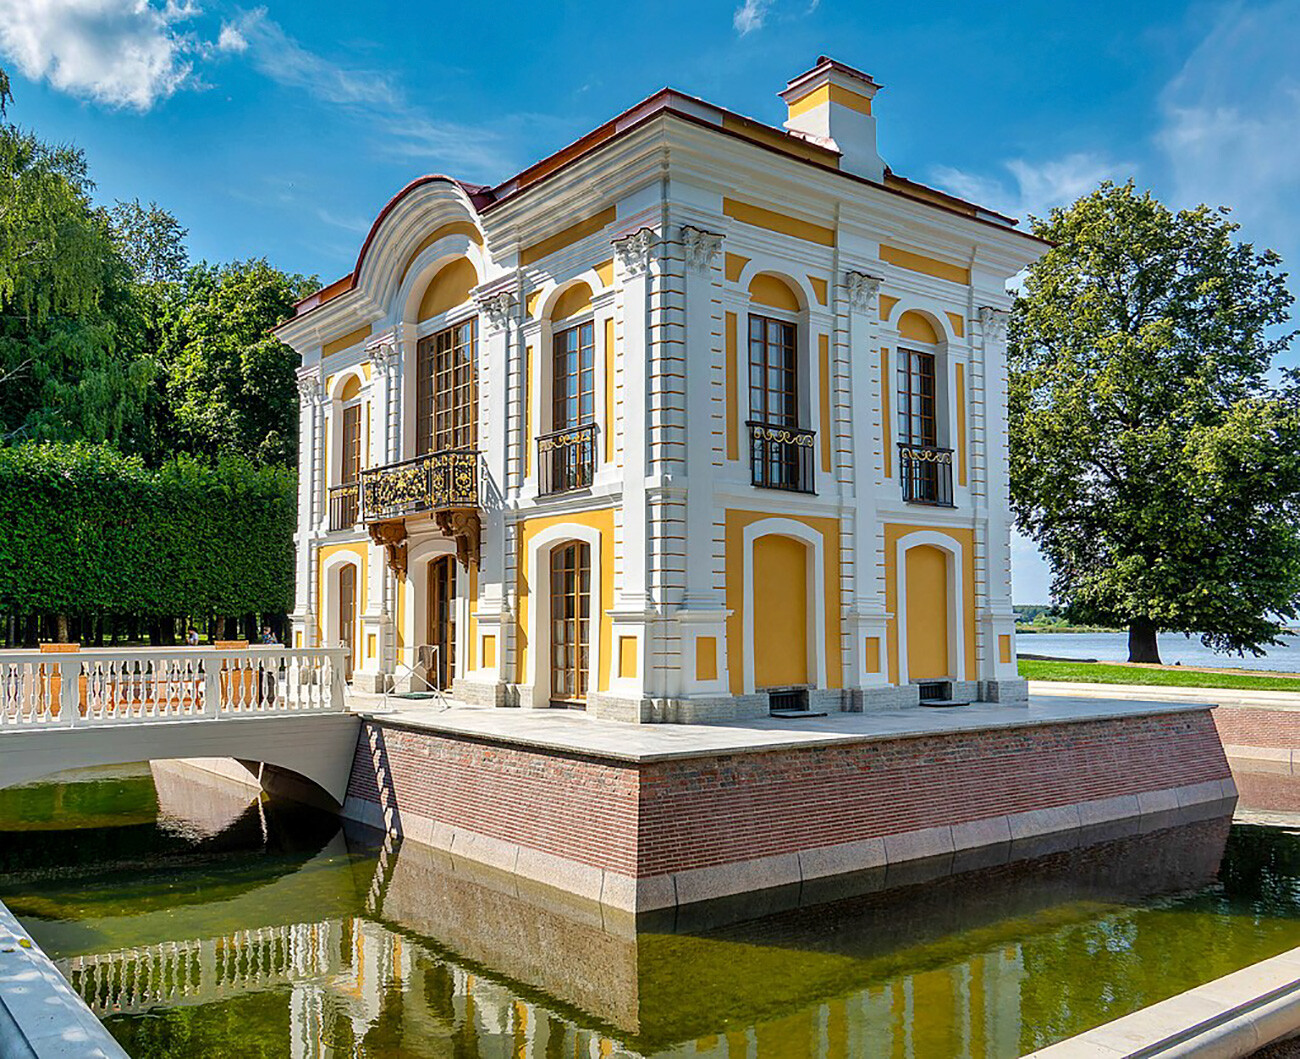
[{"left": 1, "top": 0, "right": 1298, "bottom": 604}]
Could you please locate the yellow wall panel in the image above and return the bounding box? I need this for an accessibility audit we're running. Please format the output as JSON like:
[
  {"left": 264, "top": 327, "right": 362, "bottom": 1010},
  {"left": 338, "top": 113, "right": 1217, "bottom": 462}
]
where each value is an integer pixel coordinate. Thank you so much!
[
  {"left": 880, "top": 244, "right": 971, "bottom": 285},
  {"left": 619, "top": 636, "right": 638, "bottom": 679},
  {"left": 753, "top": 534, "right": 809, "bottom": 688},
  {"left": 323, "top": 324, "right": 372, "bottom": 359},
  {"left": 725, "top": 312, "right": 740, "bottom": 461},
  {"left": 417, "top": 257, "right": 477, "bottom": 321},
  {"left": 520, "top": 206, "right": 616, "bottom": 266},
  {"left": 905, "top": 545, "right": 950, "bottom": 679},
  {"left": 725, "top": 253, "right": 750, "bottom": 283},
  {"left": 696, "top": 637, "right": 718, "bottom": 681},
  {"left": 818, "top": 334, "right": 832, "bottom": 473},
  {"left": 956, "top": 362, "right": 968, "bottom": 486},
  {"left": 723, "top": 198, "right": 836, "bottom": 247}
]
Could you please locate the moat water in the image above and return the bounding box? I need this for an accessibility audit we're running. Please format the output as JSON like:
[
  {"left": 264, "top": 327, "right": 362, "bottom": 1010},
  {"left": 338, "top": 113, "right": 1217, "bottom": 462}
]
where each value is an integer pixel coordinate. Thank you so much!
[{"left": 3, "top": 764, "right": 1300, "bottom": 1057}]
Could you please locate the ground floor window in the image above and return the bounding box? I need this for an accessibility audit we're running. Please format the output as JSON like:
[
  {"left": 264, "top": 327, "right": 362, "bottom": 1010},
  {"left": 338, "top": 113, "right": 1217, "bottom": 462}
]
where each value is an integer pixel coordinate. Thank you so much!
[{"left": 549, "top": 541, "right": 590, "bottom": 707}]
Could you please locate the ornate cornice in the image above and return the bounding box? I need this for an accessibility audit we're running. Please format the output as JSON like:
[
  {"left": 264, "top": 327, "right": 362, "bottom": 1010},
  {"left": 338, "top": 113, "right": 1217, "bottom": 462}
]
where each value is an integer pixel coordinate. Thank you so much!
[
  {"left": 679, "top": 225, "right": 723, "bottom": 272},
  {"left": 613, "top": 227, "right": 657, "bottom": 276},
  {"left": 844, "top": 270, "right": 884, "bottom": 311},
  {"left": 978, "top": 306, "right": 1010, "bottom": 340}
]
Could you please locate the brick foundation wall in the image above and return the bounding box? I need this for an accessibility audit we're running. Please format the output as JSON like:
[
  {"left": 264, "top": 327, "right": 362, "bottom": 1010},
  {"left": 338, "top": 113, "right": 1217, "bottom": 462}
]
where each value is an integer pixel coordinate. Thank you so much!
[
  {"left": 347, "top": 720, "right": 640, "bottom": 874},
  {"left": 345, "top": 710, "right": 1230, "bottom": 888},
  {"left": 1212, "top": 706, "right": 1300, "bottom": 751},
  {"left": 637, "top": 712, "right": 1230, "bottom": 877}
]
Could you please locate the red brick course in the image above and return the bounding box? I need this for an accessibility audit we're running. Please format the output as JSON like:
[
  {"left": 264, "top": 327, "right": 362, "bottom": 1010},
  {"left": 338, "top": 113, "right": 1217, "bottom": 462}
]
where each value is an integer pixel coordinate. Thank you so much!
[
  {"left": 636, "top": 711, "right": 1229, "bottom": 876},
  {"left": 345, "top": 711, "right": 1230, "bottom": 881},
  {"left": 1212, "top": 706, "right": 1300, "bottom": 751}
]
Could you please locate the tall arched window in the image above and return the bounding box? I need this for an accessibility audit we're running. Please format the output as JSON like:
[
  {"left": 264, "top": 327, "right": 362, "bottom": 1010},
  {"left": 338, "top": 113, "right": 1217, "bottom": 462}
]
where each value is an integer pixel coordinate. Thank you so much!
[
  {"left": 896, "top": 311, "right": 952, "bottom": 506},
  {"left": 746, "top": 273, "right": 813, "bottom": 493},
  {"left": 549, "top": 540, "right": 591, "bottom": 708}
]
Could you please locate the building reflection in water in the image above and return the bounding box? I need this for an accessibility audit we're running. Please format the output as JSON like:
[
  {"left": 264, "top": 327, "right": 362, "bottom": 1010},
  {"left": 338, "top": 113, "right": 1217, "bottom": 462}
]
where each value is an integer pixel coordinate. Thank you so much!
[{"left": 45, "top": 772, "right": 1251, "bottom": 1059}]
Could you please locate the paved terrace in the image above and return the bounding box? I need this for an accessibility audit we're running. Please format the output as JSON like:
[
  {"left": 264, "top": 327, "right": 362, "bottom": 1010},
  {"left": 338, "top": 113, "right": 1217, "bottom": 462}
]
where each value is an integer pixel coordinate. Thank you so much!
[{"left": 352, "top": 694, "right": 1218, "bottom": 762}]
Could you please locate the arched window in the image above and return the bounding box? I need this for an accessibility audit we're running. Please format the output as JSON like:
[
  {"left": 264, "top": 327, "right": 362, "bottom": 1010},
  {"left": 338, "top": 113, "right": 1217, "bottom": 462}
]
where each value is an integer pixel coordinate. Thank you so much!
[
  {"left": 746, "top": 273, "right": 813, "bottom": 493},
  {"left": 549, "top": 540, "right": 591, "bottom": 708},
  {"left": 896, "top": 311, "right": 953, "bottom": 507},
  {"left": 540, "top": 282, "right": 597, "bottom": 495},
  {"left": 328, "top": 375, "right": 364, "bottom": 530},
  {"left": 413, "top": 257, "right": 479, "bottom": 456}
]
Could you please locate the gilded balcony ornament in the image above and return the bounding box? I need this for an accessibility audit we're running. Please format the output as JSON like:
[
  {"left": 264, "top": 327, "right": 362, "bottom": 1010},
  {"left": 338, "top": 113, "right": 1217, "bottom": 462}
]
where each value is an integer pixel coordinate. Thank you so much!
[{"left": 751, "top": 423, "right": 816, "bottom": 447}]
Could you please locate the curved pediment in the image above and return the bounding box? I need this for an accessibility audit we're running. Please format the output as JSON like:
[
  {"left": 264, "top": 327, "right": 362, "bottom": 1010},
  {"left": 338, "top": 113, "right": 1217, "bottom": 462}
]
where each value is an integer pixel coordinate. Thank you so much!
[{"left": 348, "top": 176, "right": 492, "bottom": 319}]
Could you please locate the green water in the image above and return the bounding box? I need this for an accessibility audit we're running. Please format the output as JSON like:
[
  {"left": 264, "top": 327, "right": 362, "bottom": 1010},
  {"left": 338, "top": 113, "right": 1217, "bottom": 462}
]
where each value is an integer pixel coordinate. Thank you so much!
[{"left": 3, "top": 765, "right": 1300, "bottom": 1057}]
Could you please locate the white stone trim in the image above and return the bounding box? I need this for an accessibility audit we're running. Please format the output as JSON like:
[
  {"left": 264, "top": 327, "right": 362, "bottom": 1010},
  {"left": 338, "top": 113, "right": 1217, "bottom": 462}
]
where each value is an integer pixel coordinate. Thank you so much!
[
  {"left": 894, "top": 529, "right": 967, "bottom": 685},
  {"left": 741, "top": 517, "right": 827, "bottom": 695}
]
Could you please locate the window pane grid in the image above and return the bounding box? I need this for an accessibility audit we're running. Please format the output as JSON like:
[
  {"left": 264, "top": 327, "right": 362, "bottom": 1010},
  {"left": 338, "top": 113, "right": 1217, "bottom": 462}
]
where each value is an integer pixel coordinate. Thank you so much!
[{"left": 417, "top": 318, "right": 478, "bottom": 455}]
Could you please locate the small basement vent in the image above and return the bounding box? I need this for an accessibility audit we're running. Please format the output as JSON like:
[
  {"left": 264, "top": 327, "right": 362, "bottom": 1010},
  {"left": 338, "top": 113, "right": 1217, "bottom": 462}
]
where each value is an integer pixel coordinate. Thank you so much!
[
  {"left": 917, "top": 681, "right": 951, "bottom": 701},
  {"left": 768, "top": 688, "right": 809, "bottom": 713}
]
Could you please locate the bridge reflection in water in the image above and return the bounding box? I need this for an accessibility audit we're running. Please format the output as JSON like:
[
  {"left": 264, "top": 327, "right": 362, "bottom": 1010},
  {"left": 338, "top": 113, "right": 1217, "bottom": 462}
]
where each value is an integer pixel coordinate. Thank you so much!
[{"left": 22, "top": 756, "right": 1270, "bottom": 1059}]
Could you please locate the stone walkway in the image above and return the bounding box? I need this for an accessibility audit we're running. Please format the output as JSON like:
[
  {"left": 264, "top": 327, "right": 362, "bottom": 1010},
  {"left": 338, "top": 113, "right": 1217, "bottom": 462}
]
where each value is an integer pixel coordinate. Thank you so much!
[{"left": 352, "top": 694, "right": 1212, "bottom": 762}]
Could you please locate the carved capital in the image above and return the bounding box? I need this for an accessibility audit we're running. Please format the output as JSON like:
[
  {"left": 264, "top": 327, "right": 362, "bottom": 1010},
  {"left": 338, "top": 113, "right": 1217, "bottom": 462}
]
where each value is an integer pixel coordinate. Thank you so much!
[
  {"left": 474, "top": 289, "right": 515, "bottom": 331},
  {"left": 978, "top": 306, "right": 1010, "bottom": 341},
  {"left": 364, "top": 331, "right": 398, "bottom": 372},
  {"left": 613, "top": 227, "right": 657, "bottom": 276},
  {"left": 295, "top": 370, "right": 322, "bottom": 403},
  {"left": 844, "top": 271, "right": 884, "bottom": 311},
  {"left": 679, "top": 225, "right": 723, "bottom": 272}
]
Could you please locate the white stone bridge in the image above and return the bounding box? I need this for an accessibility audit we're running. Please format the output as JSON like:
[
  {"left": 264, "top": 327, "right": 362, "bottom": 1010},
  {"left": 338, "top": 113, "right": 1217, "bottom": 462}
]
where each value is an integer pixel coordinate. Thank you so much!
[{"left": 0, "top": 646, "right": 360, "bottom": 804}]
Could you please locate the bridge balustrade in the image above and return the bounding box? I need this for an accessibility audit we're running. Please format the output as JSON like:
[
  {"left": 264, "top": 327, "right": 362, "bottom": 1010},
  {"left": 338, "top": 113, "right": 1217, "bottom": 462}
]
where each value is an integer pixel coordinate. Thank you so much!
[{"left": 0, "top": 646, "right": 348, "bottom": 728}]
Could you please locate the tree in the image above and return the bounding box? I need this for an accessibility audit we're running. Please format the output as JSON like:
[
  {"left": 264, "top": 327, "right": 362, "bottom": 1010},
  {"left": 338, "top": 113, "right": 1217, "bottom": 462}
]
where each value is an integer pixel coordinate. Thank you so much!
[
  {"left": 159, "top": 259, "right": 315, "bottom": 466},
  {"left": 110, "top": 198, "right": 188, "bottom": 285},
  {"left": 1009, "top": 181, "right": 1300, "bottom": 663},
  {"left": 0, "top": 124, "right": 152, "bottom": 445},
  {"left": 0, "top": 65, "right": 11, "bottom": 116}
]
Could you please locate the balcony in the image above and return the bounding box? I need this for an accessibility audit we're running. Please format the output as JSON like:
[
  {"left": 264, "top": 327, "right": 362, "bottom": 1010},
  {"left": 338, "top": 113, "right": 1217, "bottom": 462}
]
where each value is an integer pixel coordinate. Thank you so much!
[
  {"left": 327, "top": 483, "right": 359, "bottom": 531},
  {"left": 359, "top": 451, "right": 481, "bottom": 571},
  {"left": 538, "top": 423, "right": 596, "bottom": 496},
  {"left": 747, "top": 421, "right": 816, "bottom": 494},
  {"left": 898, "top": 443, "right": 955, "bottom": 506}
]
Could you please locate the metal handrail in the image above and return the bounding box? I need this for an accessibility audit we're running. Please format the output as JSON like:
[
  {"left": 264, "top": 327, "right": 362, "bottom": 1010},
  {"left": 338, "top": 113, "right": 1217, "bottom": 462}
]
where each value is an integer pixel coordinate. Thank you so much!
[
  {"left": 381, "top": 644, "right": 448, "bottom": 712},
  {"left": 746, "top": 419, "right": 816, "bottom": 494},
  {"left": 537, "top": 422, "right": 596, "bottom": 495},
  {"left": 897, "top": 442, "right": 955, "bottom": 506},
  {"left": 359, "top": 449, "right": 479, "bottom": 522}
]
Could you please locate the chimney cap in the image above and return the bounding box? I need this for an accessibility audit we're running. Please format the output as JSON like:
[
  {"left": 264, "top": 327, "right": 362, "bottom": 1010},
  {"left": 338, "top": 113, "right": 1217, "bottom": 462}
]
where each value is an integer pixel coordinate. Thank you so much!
[{"left": 783, "top": 56, "right": 881, "bottom": 100}]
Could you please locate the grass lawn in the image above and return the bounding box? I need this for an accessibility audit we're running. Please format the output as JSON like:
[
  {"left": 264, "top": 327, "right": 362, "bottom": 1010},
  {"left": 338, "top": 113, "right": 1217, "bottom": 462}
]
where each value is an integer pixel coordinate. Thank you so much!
[{"left": 1019, "top": 658, "right": 1300, "bottom": 691}]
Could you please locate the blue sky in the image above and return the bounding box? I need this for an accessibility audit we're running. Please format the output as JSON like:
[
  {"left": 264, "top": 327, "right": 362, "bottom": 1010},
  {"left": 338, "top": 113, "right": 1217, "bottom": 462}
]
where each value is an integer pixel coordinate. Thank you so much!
[{"left": 2, "top": 0, "right": 1298, "bottom": 603}]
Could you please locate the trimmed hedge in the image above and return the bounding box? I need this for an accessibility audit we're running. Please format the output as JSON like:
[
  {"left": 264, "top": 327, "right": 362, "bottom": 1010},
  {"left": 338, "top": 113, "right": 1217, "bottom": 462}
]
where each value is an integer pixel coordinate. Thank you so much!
[{"left": 0, "top": 442, "right": 295, "bottom": 622}]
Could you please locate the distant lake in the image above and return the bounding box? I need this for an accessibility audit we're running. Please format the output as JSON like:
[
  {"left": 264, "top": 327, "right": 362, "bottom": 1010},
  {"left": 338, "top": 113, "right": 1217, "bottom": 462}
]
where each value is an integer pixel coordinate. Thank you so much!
[{"left": 1019, "top": 630, "right": 1300, "bottom": 673}]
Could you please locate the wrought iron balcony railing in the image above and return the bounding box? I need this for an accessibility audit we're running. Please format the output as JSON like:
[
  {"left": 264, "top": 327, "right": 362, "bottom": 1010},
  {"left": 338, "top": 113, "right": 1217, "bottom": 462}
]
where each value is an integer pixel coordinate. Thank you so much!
[
  {"left": 747, "top": 420, "right": 816, "bottom": 494},
  {"left": 898, "top": 442, "right": 955, "bottom": 506},
  {"left": 327, "top": 483, "right": 359, "bottom": 531},
  {"left": 537, "top": 423, "right": 596, "bottom": 496},
  {"left": 359, "top": 450, "right": 479, "bottom": 523}
]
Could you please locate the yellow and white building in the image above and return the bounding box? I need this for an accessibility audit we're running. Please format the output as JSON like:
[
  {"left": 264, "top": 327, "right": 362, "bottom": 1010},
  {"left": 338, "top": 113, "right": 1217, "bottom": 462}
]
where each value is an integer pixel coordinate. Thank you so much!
[{"left": 277, "top": 56, "right": 1043, "bottom": 722}]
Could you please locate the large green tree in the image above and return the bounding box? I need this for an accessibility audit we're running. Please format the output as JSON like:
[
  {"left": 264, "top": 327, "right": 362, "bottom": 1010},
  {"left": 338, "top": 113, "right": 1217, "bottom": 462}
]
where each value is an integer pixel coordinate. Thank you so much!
[
  {"left": 159, "top": 259, "right": 315, "bottom": 466},
  {"left": 1009, "top": 181, "right": 1300, "bottom": 663},
  {"left": 0, "top": 124, "right": 152, "bottom": 444}
]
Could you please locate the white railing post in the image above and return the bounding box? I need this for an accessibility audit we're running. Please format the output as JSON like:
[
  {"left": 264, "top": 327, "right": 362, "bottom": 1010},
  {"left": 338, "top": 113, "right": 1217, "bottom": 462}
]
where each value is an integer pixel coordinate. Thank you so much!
[
  {"left": 330, "top": 649, "right": 347, "bottom": 711},
  {"left": 203, "top": 659, "right": 221, "bottom": 718},
  {"left": 59, "top": 659, "right": 79, "bottom": 727}
]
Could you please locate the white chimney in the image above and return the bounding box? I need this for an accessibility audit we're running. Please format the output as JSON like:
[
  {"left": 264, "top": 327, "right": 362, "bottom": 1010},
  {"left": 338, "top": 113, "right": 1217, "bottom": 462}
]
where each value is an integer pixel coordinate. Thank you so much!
[{"left": 780, "top": 56, "right": 884, "bottom": 182}]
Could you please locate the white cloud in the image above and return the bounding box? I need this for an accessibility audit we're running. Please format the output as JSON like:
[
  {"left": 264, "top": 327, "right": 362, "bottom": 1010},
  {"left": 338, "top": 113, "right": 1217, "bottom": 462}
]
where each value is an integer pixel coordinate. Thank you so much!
[
  {"left": 224, "top": 8, "right": 395, "bottom": 106},
  {"left": 931, "top": 152, "right": 1133, "bottom": 225},
  {"left": 0, "top": 0, "right": 202, "bottom": 110},
  {"left": 733, "top": 0, "right": 771, "bottom": 35},
  {"left": 218, "top": 8, "right": 514, "bottom": 179},
  {"left": 216, "top": 22, "right": 247, "bottom": 54},
  {"left": 1156, "top": 1, "right": 1300, "bottom": 257}
]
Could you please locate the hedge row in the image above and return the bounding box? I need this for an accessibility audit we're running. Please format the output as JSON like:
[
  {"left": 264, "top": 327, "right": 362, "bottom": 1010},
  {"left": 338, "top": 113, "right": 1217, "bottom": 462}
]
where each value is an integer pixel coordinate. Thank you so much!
[{"left": 0, "top": 442, "right": 296, "bottom": 619}]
